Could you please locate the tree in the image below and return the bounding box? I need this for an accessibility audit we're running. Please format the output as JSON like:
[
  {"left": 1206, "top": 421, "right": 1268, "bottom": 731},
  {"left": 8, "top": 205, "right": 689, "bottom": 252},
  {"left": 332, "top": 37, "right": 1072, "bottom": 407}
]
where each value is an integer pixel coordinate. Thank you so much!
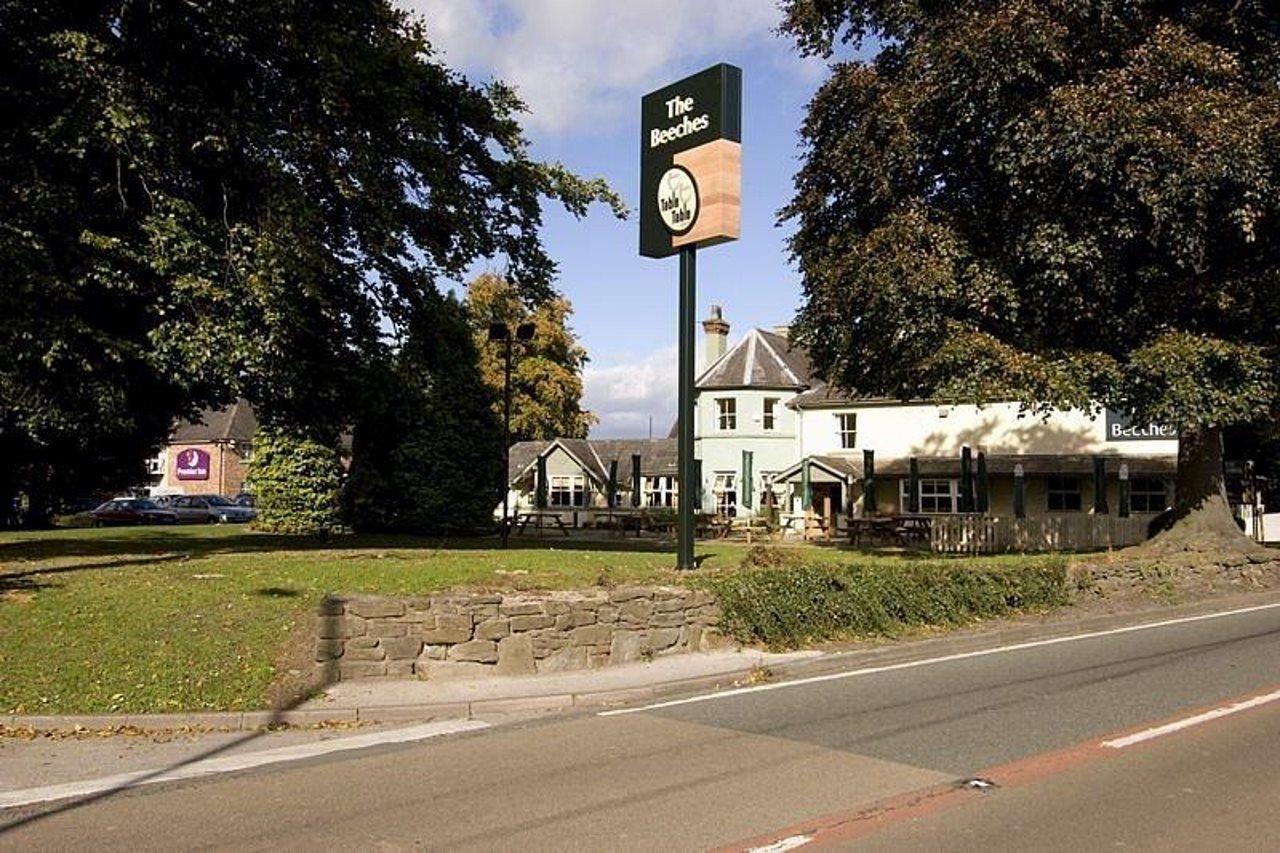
[
  {"left": 1, "top": 1, "right": 622, "bottom": 520},
  {"left": 246, "top": 429, "right": 344, "bottom": 535},
  {"left": 466, "top": 273, "right": 597, "bottom": 441},
  {"left": 781, "top": 1, "right": 1279, "bottom": 557},
  {"left": 342, "top": 294, "right": 505, "bottom": 534}
]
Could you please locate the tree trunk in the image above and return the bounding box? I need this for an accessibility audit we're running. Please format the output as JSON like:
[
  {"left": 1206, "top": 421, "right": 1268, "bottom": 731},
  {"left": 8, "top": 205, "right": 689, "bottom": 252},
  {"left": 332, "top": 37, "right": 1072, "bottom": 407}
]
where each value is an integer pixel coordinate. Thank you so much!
[{"left": 1138, "top": 425, "right": 1266, "bottom": 557}]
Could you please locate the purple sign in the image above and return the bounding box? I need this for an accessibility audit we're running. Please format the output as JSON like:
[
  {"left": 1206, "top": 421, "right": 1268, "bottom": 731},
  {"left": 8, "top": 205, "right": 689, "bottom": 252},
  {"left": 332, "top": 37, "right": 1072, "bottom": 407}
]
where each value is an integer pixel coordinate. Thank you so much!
[{"left": 175, "top": 447, "right": 210, "bottom": 481}]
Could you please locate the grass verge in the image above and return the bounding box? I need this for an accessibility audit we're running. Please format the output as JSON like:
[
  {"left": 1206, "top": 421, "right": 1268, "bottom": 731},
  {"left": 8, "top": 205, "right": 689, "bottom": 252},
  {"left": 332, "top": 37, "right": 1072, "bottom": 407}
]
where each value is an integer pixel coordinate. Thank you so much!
[{"left": 2, "top": 526, "right": 1069, "bottom": 714}]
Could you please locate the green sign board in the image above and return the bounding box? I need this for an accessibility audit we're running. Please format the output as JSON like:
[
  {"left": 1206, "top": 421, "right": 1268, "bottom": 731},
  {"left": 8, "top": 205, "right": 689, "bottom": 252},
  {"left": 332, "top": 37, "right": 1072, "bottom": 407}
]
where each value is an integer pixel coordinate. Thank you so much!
[{"left": 639, "top": 63, "right": 742, "bottom": 258}]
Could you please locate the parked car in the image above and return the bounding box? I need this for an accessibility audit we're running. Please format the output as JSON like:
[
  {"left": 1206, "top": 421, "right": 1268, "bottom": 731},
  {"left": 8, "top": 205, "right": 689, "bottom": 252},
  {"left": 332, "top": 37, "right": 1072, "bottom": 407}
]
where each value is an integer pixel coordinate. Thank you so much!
[
  {"left": 170, "top": 494, "right": 257, "bottom": 524},
  {"left": 90, "top": 498, "right": 179, "bottom": 527},
  {"left": 233, "top": 493, "right": 255, "bottom": 508}
]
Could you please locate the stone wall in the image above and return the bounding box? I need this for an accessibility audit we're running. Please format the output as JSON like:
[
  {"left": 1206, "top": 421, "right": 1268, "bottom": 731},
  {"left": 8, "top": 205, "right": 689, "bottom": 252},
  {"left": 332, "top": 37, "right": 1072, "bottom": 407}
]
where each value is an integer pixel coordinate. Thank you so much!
[{"left": 316, "top": 587, "right": 723, "bottom": 680}]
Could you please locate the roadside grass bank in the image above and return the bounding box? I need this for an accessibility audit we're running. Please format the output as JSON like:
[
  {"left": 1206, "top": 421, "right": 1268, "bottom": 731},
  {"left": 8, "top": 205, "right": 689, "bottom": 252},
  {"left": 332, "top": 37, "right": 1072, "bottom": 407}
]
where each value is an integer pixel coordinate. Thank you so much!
[
  {"left": 3, "top": 525, "right": 1068, "bottom": 715},
  {"left": 703, "top": 549, "right": 1071, "bottom": 649}
]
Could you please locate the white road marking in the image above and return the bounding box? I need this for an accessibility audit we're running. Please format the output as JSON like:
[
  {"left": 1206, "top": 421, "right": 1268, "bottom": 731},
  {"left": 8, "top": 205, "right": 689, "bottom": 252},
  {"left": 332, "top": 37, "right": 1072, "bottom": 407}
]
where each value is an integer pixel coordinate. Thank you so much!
[
  {"left": 748, "top": 834, "right": 813, "bottom": 852},
  {"left": 599, "top": 600, "right": 1280, "bottom": 717},
  {"left": 0, "top": 718, "right": 489, "bottom": 810},
  {"left": 1102, "top": 687, "right": 1280, "bottom": 749}
]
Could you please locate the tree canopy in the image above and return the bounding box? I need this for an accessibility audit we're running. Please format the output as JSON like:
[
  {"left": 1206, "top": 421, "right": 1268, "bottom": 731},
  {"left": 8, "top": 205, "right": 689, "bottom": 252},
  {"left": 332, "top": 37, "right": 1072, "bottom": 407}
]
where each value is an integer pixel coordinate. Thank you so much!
[
  {"left": 466, "top": 273, "right": 597, "bottom": 442},
  {"left": 781, "top": 1, "right": 1278, "bottom": 433},
  {"left": 1, "top": 1, "right": 621, "bottom": 516}
]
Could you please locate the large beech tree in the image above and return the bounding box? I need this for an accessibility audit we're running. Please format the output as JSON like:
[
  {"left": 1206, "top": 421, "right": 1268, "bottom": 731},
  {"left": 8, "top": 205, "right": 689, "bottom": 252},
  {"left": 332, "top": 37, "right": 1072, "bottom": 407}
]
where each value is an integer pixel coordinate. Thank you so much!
[
  {"left": 1, "top": 1, "right": 621, "bottom": 520},
  {"left": 781, "top": 1, "right": 1279, "bottom": 554}
]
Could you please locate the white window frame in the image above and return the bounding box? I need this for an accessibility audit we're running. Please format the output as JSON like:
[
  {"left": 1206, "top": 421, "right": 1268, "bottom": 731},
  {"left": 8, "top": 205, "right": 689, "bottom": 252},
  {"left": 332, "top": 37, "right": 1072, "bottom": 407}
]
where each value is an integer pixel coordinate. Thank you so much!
[
  {"left": 549, "top": 474, "right": 587, "bottom": 508},
  {"left": 643, "top": 475, "right": 677, "bottom": 508},
  {"left": 1129, "top": 477, "right": 1168, "bottom": 514},
  {"left": 716, "top": 398, "right": 737, "bottom": 431},
  {"left": 762, "top": 397, "right": 778, "bottom": 431},
  {"left": 900, "top": 478, "right": 959, "bottom": 515},
  {"left": 837, "top": 413, "right": 858, "bottom": 449},
  {"left": 712, "top": 472, "right": 737, "bottom": 517},
  {"left": 1047, "top": 476, "right": 1083, "bottom": 513}
]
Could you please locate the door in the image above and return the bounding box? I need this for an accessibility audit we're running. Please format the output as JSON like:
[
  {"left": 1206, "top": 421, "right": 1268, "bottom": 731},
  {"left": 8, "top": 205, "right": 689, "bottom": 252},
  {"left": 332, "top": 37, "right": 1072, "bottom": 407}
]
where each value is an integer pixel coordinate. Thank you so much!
[{"left": 810, "top": 483, "right": 842, "bottom": 537}]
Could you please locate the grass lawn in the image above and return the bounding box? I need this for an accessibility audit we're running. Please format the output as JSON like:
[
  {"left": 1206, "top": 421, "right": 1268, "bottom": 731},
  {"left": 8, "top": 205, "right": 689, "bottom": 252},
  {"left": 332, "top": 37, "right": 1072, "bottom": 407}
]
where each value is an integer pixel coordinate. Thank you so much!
[{"left": 0, "top": 525, "right": 1061, "bottom": 715}]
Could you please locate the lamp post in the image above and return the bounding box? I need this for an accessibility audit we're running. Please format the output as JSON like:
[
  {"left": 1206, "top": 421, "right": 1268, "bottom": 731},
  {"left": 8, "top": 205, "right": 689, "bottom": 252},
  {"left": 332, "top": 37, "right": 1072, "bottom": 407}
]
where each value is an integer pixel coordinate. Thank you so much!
[{"left": 488, "top": 321, "right": 535, "bottom": 547}]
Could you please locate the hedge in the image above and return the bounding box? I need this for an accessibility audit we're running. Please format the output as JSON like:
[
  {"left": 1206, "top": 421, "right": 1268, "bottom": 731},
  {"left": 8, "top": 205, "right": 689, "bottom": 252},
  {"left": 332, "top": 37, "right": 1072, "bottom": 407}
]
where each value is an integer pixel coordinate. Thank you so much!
[{"left": 706, "top": 556, "right": 1069, "bottom": 649}]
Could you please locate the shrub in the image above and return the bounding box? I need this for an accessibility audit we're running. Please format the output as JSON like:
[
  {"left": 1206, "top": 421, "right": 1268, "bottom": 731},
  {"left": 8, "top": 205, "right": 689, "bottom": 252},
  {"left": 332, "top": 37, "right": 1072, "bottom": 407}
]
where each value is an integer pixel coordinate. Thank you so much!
[
  {"left": 705, "top": 557, "right": 1069, "bottom": 649},
  {"left": 247, "top": 429, "right": 344, "bottom": 535}
]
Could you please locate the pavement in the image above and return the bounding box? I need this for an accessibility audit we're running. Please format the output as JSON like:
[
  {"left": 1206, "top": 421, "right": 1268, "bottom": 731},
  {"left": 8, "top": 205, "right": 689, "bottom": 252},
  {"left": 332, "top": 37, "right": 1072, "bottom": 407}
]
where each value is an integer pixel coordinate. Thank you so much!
[{"left": 2, "top": 591, "right": 1280, "bottom": 849}]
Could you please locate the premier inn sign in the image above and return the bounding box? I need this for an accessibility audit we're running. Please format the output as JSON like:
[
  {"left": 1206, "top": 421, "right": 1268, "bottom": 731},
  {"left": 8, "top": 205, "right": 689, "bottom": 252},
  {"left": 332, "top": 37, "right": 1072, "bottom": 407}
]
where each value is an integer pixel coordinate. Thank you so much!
[{"left": 640, "top": 63, "right": 741, "bottom": 258}]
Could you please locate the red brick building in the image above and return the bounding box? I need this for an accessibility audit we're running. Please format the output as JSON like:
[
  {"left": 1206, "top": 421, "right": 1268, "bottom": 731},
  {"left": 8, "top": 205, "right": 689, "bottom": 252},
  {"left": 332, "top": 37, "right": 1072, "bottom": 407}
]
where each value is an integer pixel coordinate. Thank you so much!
[{"left": 151, "top": 400, "right": 257, "bottom": 498}]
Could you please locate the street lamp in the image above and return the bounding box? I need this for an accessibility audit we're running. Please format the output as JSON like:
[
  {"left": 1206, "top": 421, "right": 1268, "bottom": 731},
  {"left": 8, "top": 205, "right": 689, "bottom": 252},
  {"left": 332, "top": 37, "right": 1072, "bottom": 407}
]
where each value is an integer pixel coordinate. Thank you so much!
[{"left": 488, "top": 321, "right": 535, "bottom": 547}]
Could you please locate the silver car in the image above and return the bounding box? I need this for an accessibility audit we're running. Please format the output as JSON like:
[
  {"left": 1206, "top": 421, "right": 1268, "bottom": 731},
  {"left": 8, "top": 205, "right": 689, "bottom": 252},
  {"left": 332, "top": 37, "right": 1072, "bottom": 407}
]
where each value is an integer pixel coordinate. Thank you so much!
[{"left": 170, "top": 494, "right": 257, "bottom": 524}]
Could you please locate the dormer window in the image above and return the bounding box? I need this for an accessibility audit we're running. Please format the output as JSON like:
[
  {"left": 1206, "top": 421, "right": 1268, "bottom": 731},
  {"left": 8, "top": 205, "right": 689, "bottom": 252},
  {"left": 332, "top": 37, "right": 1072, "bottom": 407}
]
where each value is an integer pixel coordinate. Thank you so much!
[{"left": 716, "top": 398, "right": 737, "bottom": 430}]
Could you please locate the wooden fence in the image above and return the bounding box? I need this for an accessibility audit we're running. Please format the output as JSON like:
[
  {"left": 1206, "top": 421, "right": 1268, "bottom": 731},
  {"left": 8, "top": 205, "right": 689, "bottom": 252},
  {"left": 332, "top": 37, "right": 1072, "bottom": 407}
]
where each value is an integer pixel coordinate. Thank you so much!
[{"left": 930, "top": 515, "right": 1148, "bottom": 554}]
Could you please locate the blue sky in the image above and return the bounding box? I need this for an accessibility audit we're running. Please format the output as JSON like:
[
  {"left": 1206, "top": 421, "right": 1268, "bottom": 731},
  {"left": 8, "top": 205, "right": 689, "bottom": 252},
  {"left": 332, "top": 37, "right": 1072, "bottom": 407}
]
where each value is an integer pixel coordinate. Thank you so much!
[{"left": 404, "top": 1, "right": 843, "bottom": 436}]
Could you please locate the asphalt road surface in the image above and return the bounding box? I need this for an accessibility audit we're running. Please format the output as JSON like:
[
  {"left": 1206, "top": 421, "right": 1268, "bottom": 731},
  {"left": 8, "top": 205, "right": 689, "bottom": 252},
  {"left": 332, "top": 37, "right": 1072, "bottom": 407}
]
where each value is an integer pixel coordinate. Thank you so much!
[{"left": 3, "top": 600, "right": 1279, "bottom": 851}]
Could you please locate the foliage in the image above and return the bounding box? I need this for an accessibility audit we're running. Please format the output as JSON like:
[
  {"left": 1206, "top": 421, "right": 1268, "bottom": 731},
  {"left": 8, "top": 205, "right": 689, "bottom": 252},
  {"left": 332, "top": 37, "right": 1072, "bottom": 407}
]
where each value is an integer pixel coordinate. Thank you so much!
[
  {"left": 0, "top": 1, "right": 622, "bottom": 516},
  {"left": 466, "top": 273, "right": 597, "bottom": 441},
  {"left": 246, "top": 429, "right": 343, "bottom": 535},
  {"left": 342, "top": 295, "right": 506, "bottom": 535},
  {"left": 780, "top": 2, "right": 1279, "bottom": 433},
  {"left": 707, "top": 557, "right": 1069, "bottom": 649}
]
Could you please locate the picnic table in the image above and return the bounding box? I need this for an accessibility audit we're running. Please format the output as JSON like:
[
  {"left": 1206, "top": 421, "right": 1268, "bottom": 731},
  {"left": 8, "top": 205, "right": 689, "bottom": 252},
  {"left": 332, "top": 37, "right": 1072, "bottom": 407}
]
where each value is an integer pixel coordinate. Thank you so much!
[
  {"left": 848, "top": 515, "right": 931, "bottom": 547},
  {"left": 515, "top": 511, "right": 570, "bottom": 537}
]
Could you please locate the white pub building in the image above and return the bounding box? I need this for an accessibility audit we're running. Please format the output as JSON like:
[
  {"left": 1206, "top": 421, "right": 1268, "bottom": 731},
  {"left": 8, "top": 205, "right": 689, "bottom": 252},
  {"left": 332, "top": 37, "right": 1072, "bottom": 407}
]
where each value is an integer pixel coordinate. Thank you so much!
[{"left": 506, "top": 306, "right": 1183, "bottom": 546}]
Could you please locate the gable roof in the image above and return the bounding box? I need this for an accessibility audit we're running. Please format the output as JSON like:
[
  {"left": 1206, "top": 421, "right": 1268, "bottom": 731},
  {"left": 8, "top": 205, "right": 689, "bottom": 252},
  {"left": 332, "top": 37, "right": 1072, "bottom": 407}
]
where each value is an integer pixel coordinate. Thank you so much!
[
  {"left": 697, "top": 328, "right": 813, "bottom": 390},
  {"left": 508, "top": 438, "right": 678, "bottom": 485},
  {"left": 171, "top": 399, "right": 258, "bottom": 444}
]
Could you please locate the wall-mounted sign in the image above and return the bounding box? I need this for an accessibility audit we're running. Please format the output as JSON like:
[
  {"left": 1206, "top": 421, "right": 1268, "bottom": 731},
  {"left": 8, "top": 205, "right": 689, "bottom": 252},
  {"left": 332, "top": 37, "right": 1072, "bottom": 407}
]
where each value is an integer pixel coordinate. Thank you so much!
[
  {"left": 640, "top": 63, "right": 741, "bottom": 258},
  {"left": 1105, "top": 410, "right": 1178, "bottom": 442},
  {"left": 175, "top": 447, "right": 211, "bottom": 480}
]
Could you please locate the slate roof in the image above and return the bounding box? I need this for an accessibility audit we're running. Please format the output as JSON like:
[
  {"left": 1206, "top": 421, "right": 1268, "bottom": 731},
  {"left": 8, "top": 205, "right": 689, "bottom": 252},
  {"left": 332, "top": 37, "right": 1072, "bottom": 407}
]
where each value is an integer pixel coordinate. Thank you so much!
[
  {"left": 697, "top": 328, "right": 813, "bottom": 390},
  {"left": 508, "top": 438, "right": 678, "bottom": 484},
  {"left": 787, "top": 382, "right": 872, "bottom": 409},
  {"left": 171, "top": 399, "right": 258, "bottom": 444},
  {"left": 771, "top": 452, "right": 1177, "bottom": 481}
]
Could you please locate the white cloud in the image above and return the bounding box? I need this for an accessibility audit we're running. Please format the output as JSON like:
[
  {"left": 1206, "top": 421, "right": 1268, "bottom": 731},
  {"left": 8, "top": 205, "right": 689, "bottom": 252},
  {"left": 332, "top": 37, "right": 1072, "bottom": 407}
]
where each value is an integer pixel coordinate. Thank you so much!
[
  {"left": 583, "top": 344, "right": 678, "bottom": 438},
  {"left": 401, "top": 0, "right": 787, "bottom": 133}
]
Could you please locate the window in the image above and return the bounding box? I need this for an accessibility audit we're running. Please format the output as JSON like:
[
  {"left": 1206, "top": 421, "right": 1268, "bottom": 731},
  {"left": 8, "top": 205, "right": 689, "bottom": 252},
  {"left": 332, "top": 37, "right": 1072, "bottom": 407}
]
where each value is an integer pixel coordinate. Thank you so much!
[
  {"left": 901, "top": 479, "right": 958, "bottom": 514},
  {"left": 1048, "top": 476, "right": 1083, "bottom": 512},
  {"left": 549, "top": 475, "right": 586, "bottom": 508},
  {"left": 1130, "top": 477, "right": 1168, "bottom": 513},
  {"left": 838, "top": 413, "right": 858, "bottom": 449},
  {"left": 716, "top": 398, "right": 737, "bottom": 430},
  {"left": 644, "top": 476, "right": 677, "bottom": 508},
  {"left": 713, "top": 472, "right": 737, "bottom": 517},
  {"left": 763, "top": 398, "right": 778, "bottom": 431}
]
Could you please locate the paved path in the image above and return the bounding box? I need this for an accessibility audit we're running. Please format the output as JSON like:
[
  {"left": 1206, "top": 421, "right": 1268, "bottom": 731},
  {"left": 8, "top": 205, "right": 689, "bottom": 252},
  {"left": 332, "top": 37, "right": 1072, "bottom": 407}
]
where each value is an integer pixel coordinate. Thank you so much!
[{"left": 3, "top": 597, "right": 1279, "bottom": 850}]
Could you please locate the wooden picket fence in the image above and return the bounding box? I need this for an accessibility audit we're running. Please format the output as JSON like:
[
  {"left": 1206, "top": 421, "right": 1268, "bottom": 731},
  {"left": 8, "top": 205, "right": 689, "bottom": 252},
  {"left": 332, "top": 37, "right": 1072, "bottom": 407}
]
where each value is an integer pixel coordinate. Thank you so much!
[{"left": 930, "top": 514, "right": 1148, "bottom": 554}]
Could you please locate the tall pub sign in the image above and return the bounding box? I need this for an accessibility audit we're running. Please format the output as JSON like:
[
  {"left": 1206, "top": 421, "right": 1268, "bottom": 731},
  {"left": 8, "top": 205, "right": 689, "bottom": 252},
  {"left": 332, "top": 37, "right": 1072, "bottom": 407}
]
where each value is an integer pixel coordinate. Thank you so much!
[{"left": 641, "top": 64, "right": 741, "bottom": 569}]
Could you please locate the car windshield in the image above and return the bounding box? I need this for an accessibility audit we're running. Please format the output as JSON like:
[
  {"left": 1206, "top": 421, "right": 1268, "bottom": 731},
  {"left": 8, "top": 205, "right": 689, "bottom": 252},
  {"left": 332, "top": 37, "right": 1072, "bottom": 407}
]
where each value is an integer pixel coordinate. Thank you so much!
[{"left": 205, "top": 495, "right": 235, "bottom": 506}]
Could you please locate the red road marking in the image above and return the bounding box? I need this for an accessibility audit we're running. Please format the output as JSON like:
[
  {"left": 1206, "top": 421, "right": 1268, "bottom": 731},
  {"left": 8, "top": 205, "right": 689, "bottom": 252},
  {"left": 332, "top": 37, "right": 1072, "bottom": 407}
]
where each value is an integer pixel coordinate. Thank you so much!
[{"left": 716, "top": 682, "right": 1280, "bottom": 851}]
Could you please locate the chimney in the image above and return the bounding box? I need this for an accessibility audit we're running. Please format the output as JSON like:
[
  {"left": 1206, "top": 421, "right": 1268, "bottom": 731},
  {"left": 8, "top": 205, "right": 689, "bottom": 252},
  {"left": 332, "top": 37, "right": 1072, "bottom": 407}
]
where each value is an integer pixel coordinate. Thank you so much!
[
  {"left": 771, "top": 324, "right": 791, "bottom": 340},
  {"left": 702, "top": 305, "right": 730, "bottom": 370}
]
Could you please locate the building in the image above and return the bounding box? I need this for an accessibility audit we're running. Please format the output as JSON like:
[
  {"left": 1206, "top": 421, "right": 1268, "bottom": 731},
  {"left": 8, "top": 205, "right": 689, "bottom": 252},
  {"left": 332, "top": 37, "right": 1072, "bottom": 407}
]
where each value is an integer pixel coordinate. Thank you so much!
[
  {"left": 149, "top": 399, "right": 257, "bottom": 498},
  {"left": 505, "top": 306, "right": 1182, "bottom": 536}
]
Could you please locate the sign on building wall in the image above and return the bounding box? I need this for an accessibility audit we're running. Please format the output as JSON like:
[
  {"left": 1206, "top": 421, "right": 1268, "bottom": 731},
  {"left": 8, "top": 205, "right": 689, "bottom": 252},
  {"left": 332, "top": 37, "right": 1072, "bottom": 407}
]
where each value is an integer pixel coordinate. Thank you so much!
[
  {"left": 175, "top": 447, "right": 211, "bottom": 480},
  {"left": 1104, "top": 409, "right": 1177, "bottom": 442},
  {"left": 639, "top": 63, "right": 741, "bottom": 258}
]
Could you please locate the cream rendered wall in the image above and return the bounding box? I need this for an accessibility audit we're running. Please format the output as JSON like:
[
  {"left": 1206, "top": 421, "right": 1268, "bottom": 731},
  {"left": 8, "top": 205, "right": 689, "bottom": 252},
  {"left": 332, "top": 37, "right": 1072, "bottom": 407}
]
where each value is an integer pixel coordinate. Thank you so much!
[
  {"left": 798, "top": 401, "right": 1177, "bottom": 460},
  {"left": 695, "top": 388, "right": 800, "bottom": 516}
]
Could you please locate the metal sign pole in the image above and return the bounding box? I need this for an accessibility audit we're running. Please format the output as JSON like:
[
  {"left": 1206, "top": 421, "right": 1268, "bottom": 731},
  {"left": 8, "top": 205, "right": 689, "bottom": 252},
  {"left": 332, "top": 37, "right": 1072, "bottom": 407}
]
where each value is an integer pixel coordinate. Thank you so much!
[{"left": 677, "top": 245, "right": 697, "bottom": 570}]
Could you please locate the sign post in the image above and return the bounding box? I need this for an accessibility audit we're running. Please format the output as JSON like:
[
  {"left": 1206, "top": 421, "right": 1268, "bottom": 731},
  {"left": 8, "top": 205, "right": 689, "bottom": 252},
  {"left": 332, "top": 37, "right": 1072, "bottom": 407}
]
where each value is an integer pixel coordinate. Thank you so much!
[{"left": 641, "top": 64, "right": 741, "bottom": 570}]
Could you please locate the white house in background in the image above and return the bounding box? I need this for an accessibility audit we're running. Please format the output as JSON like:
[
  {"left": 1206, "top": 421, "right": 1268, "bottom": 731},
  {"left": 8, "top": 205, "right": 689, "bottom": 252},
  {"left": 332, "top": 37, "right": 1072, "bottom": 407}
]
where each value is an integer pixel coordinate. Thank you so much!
[{"left": 504, "top": 305, "right": 1186, "bottom": 534}]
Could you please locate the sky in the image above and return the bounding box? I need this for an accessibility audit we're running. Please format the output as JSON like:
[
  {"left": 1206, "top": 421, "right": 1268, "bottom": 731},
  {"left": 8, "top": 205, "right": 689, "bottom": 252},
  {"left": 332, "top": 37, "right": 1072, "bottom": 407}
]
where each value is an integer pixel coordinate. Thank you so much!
[{"left": 401, "top": 1, "right": 839, "bottom": 437}]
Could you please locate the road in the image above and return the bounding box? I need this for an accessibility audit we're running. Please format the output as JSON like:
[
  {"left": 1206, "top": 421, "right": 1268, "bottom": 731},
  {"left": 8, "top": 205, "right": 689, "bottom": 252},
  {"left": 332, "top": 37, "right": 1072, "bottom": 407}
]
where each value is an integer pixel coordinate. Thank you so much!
[{"left": 3, "top": 599, "right": 1280, "bottom": 850}]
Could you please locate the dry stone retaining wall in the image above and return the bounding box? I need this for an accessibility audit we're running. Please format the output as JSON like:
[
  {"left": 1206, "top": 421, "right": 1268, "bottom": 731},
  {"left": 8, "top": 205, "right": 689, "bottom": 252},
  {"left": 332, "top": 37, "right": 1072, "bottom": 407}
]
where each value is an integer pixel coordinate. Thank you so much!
[{"left": 316, "top": 587, "right": 723, "bottom": 680}]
